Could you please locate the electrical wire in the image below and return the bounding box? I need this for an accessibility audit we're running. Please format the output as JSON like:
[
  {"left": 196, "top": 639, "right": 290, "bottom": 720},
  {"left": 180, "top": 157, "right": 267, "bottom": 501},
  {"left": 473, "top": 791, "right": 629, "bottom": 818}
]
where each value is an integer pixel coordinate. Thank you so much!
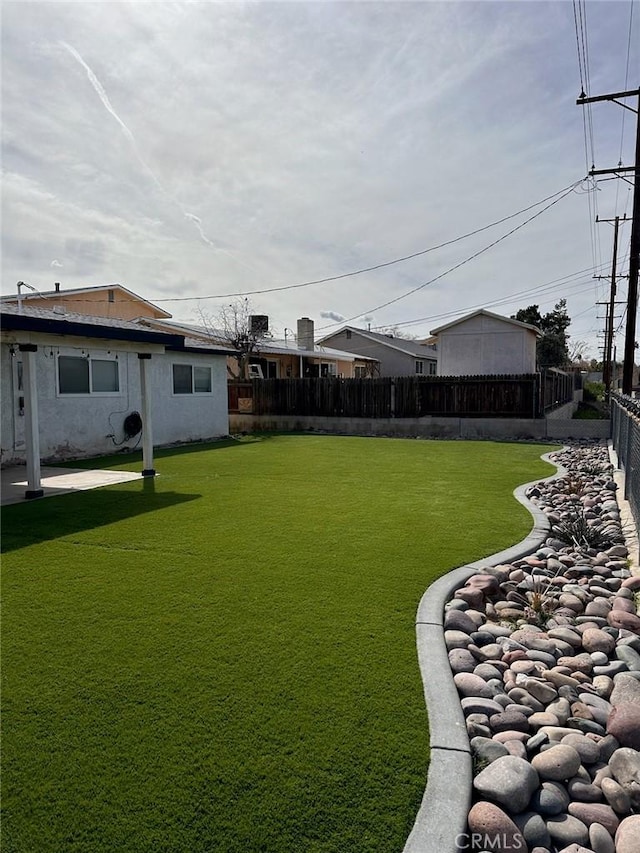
[
  {"left": 147, "top": 181, "right": 585, "bottom": 303},
  {"left": 615, "top": 0, "right": 635, "bottom": 216},
  {"left": 316, "top": 181, "right": 584, "bottom": 331}
]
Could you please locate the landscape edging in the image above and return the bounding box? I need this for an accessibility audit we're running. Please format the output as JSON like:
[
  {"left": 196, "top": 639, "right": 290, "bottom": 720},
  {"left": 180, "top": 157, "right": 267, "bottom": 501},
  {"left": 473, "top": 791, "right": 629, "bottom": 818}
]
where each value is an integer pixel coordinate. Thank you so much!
[{"left": 403, "top": 450, "right": 568, "bottom": 853}]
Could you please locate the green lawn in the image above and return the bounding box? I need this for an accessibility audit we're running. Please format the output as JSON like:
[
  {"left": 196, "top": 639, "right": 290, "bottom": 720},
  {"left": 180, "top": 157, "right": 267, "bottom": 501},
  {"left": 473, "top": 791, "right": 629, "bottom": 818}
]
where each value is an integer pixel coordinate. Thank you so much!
[{"left": 1, "top": 435, "right": 556, "bottom": 853}]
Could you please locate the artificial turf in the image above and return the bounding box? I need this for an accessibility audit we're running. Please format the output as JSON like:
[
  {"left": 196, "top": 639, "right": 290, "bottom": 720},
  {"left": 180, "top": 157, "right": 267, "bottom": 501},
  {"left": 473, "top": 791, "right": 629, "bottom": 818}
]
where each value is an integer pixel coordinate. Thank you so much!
[{"left": 1, "top": 435, "right": 556, "bottom": 853}]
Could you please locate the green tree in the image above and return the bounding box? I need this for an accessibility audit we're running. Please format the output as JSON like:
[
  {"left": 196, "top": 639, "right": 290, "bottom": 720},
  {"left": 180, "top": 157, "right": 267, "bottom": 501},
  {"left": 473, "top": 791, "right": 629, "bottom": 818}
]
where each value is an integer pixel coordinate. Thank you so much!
[{"left": 512, "top": 300, "right": 571, "bottom": 369}]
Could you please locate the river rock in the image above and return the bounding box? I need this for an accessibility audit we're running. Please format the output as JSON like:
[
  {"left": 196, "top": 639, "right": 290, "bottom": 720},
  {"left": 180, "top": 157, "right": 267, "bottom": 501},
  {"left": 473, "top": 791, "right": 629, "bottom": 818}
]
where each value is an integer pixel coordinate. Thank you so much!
[
  {"left": 532, "top": 745, "right": 582, "bottom": 781},
  {"left": 474, "top": 756, "right": 540, "bottom": 813},
  {"left": 588, "top": 822, "right": 615, "bottom": 853},
  {"left": 467, "top": 801, "right": 527, "bottom": 852},
  {"left": 614, "top": 814, "right": 640, "bottom": 853},
  {"left": 608, "top": 748, "right": 640, "bottom": 809},
  {"left": 581, "top": 628, "right": 616, "bottom": 655},
  {"left": 606, "top": 702, "right": 640, "bottom": 750},
  {"left": 514, "top": 811, "right": 551, "bottom": 849},
  {"left": 454, "top": 672, "right": 495, "bottom": 699},
  {"left": 567, "top": 802, "right": 619, "bottom": 835},
  {"left": 545, "top": 813, "right": 589, "bottom": 847},
  {"left": 607, "top": 610, "right": 640, "bottom": 632},
  {"left": 600, "top": 777, "right": 631, "bottom": 815},
  {"left": 561, "top": 734, "right": 600, "bottom": 764},
  {"left": 609, "top": 673, "right": 640, "bottom": 705}
]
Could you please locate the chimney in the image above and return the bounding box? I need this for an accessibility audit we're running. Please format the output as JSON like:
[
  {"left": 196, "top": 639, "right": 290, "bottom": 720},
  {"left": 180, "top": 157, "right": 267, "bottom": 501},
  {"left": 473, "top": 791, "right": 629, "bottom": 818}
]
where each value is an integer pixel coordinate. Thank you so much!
[
  {"left": 54, "top": 282, "right": 60, "bottom": 292},
  {"left": 297, "top": 317, "right": 314, "bottom": 350}
]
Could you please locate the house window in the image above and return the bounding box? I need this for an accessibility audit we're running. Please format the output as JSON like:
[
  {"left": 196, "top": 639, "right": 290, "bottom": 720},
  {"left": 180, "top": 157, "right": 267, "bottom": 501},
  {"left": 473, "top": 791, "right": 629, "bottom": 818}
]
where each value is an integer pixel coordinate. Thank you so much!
[
  {"left": 172, "top": 364, "right": 212, "bottom": 394},
  {"left": 346, "top": 330, "right": 352, "bottom": 339},
  {"left": 354, "top": 366, "right": 367, "bottom": 378},
  {"left": 108, "top": 289, "right": 115, "bottom": 303},
  {"left": 58, "top": 355, "right": 120, "bottom": 394},
  {"left": 266, "top": 360, "right": 278, "bottom": 378},
  {"left": 429, "top": 361, "right": 437, "bottom": 376},
  {"left": 320, "top": 362, "right": 337, "bottom": 377},
  {"left": 415, "top": 360, "right": 424, "bottom": 375}
]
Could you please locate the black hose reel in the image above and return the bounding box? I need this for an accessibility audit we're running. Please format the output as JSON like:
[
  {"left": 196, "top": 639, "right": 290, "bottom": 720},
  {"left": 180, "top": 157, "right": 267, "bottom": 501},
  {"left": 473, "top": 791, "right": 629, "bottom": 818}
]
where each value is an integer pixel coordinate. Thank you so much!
[{"left": 123, "top": 411, "right": 143, "bottom": 439}]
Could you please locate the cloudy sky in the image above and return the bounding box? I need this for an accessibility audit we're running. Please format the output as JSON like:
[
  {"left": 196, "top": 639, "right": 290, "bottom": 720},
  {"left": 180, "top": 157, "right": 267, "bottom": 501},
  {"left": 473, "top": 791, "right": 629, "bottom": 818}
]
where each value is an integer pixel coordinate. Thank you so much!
[{"left": 2, "top": 0, "right": 638, "bottom": 356}]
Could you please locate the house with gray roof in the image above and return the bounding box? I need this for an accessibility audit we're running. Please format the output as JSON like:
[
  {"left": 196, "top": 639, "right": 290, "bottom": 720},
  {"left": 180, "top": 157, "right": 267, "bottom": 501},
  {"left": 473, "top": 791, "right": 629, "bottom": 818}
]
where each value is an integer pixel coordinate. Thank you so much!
[
  {"left": 0, "top": 303, "right": 232, "bottom": 497},
  {"left": 316, "top": 326, "right": 437, "bottom": 377}
]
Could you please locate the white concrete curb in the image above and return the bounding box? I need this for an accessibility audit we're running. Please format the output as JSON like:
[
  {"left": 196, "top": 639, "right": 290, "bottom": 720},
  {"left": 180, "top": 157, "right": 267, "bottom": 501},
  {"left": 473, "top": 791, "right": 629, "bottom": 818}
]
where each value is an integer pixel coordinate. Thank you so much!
[{"left": 403, "top": 450, "right": 567, "bottom": 853}]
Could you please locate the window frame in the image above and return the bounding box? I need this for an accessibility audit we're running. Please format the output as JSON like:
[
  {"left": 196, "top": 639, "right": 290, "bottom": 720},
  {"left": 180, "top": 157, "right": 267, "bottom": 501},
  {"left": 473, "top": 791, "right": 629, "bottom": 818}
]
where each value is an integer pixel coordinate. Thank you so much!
[
  {"left": 415, "top": 360, "right": 424, "bottom": 375},
  {"left": 57, "top": 353, "right": 121, "bottom": 397},
  {"left": 172, "top": 362, "right": 213, "bottom": 395}
]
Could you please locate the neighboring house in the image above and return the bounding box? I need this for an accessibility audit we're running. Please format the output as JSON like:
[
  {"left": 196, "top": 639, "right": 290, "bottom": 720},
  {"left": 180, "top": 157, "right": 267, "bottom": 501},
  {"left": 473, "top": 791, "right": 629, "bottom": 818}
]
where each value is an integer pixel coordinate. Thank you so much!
[
  {"left": 1, "top": 282, "right": 172, "bottom": 322},
  {"left": 0, "top": 305, "right": 232, "bottom": 494},
  {"left": 141, "top": 316, "right": 378, "bottom": 379},
  {"left": 316, "top": 326, "right": 437, "bottom": 377},
  {"left": 430, "top": 309, "right": 541, "bottom": 376}
]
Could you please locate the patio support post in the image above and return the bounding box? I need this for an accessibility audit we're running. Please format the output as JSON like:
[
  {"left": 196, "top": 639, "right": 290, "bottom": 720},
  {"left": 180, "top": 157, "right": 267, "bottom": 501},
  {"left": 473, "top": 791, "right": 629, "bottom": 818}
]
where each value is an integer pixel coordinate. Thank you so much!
[
  {"left": 19, "top": 343, "right": 43, "bottom": 499},
  {"left": 138, "top": 353, "right": 155, "bottom": 477}
]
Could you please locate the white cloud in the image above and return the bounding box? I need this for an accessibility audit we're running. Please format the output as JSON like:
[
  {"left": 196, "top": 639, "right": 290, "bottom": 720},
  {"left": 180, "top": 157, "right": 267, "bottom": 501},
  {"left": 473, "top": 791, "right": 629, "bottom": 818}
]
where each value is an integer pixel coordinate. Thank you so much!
[{"left": 2, "top": 1, "right": 637, "bottom": 357}]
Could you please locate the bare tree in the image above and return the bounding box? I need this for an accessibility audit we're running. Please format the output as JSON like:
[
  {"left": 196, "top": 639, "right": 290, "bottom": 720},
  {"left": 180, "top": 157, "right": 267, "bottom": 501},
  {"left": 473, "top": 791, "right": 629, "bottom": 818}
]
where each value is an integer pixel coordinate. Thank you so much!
[{"left": 199, "top": 298, "right": 268, "bottom": 379}]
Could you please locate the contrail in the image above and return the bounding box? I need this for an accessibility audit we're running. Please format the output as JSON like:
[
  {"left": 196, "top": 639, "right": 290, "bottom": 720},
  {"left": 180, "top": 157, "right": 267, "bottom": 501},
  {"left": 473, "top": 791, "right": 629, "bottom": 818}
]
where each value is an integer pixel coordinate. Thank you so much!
[{"left": 59, "top": 40, "right": 257, "bottom": 271}]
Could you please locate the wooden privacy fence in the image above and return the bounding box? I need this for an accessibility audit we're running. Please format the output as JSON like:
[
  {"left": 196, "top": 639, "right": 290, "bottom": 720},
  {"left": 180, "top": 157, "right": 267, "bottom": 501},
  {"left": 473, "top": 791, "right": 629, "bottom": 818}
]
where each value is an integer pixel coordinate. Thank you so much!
[{"left": 229, "top": 372, "right": 574, "bottom": 418}]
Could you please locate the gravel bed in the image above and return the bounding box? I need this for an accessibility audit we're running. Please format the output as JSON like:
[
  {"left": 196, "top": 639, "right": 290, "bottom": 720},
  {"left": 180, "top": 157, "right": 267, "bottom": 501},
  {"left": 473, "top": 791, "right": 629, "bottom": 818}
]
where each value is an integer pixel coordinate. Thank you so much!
[{"left": 447, "top": 442, "right": 640, "bottom": 853}]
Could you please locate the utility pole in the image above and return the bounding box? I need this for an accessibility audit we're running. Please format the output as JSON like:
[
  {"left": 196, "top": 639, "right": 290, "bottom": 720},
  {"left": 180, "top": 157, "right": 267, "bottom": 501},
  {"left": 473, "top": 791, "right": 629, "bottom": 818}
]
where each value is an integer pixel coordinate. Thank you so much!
[
  {"left": 595, "top": 216, "right": 625, "bottom": 397},
  {"left": 577, "top": 88, "right": 640, "bottom": 395}
]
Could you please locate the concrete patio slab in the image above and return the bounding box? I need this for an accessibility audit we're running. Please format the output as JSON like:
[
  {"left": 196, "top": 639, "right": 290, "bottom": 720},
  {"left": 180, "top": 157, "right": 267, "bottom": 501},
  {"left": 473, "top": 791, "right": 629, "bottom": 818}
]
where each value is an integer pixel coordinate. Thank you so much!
[{"left": 1, "top": 466, "right": 142, "bottom": 505}]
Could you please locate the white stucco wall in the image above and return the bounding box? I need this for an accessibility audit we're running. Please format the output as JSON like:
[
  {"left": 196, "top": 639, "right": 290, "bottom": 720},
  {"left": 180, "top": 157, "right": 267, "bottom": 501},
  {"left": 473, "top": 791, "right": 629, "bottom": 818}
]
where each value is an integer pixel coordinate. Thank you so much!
[
  {"left": 437, "top": 314, "right": 537, "bottom": 376},
  {"left": 1, "top": 343, "right": 229, "bottom": 465}
]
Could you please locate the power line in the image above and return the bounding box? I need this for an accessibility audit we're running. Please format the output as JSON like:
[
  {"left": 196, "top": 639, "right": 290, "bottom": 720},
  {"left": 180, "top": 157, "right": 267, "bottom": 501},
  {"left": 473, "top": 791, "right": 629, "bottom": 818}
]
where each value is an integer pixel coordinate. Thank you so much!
[
  {"left": 370, "top": 270, "right": 604, "bottom": 334},
  {"left": 316, "top": 180, "right": 584, "bottom": 331},
  {"left": 152, "top": 180, "right": 585, "bottom": 303}
]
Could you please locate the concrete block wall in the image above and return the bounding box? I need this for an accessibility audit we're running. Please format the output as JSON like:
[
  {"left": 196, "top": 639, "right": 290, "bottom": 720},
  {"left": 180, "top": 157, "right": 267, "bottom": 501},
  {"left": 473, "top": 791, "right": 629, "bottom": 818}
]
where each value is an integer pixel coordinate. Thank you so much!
[{"left": 229, "top": 414, "right": 611, "bottom": 442}]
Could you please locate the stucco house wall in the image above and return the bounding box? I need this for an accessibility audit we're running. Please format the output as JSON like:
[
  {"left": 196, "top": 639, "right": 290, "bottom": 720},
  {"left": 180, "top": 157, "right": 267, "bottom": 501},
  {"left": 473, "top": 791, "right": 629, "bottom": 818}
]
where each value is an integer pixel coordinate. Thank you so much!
[
  {"left": 433, "top": 312, "right": 538, "bottom": 376},
  {"left": 1, "top": 342, "right": 228, "bottom": 465}
]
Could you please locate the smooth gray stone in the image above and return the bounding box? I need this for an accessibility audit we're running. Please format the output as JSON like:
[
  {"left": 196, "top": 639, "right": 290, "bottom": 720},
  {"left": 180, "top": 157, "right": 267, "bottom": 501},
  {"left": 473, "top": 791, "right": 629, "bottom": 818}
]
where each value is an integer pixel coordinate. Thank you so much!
[
  {"left": 617, "top": 635, "right": 640, "bottom": 653},
  {"left": 473, "top": 663, "right": 504, "bottom": 681},
  {"left": 530, "top": 781, "right": 570, "bottom": 815},
  {"left": 528, "top": 650, "right": 560, "bottom": 667},
  {"left": 471, "top": 631, "right": 499, "bottom": 647},
  {"left": 600, "top": 777, "right": 632, "bottom": 815},
  {"left": 576, "top": 615, "right": 608, "bottom": 627},
  {"left": 567, "top": 776, "right": 604, "bottom": 802},
  {"left": 561, "top": 733, "right": 601, "bottom": 764},
  {"left": 546, "top": 813, "right": 589, "bottom": 847},
  {"left": 609, "top": 748, "right": 640, "bottom": 809},
  {"left": 597, "top": 735, "right": 621, "bottom": 763},
  {"left": 589, "top": 822, "right": 615, "bottom": 853},
  {"left": 616, "top": 645, "right": 640, "bottom": 672},
  {"left": 566, "top": 717, "right": 606, "bottom": 736},
  {"left": 470, "top": 736, "right": 509, "bottom": 765},
  {"left": 594, "top": 661, "right": 628, "bottom": 677},
  {"left": 526, "top": 731, "right": 549, "bottom": 753},
  {"left": 445, "top": 598, "right": 469, "bottom": 611},
  {"left": 444, "top": 609, "right": 479, "bottom": 634},
  {"left": 507, "top": 688, "right": 545, "bottom": 713},
  {"left": 610, "top": 673, "right": 640, "bottom": 706},
  {"left": 532, "top": 744, "right": 582, "bottom": 781},
  {"left": 514, "top": 811, "right": 551, "bottom": 849},
  {"left": 461, "top": 697, "right": 505, "bottom": 717},
  {"left": 474, "top": 755, "right": 540, "bottom": 813},
  {"left": 449, "top": 648, "right": 477, "bottom": 673},
  {"left": 481, "top": 623, "right": 515, "bottom": 638}
]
